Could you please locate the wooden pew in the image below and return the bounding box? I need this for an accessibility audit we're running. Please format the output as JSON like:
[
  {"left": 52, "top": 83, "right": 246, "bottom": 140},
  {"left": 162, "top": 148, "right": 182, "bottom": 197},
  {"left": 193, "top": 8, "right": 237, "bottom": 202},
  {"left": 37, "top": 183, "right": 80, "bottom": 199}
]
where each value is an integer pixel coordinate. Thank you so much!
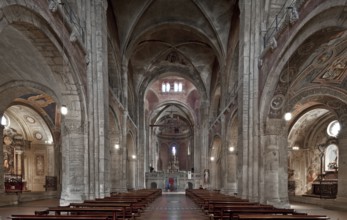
[
  {"left": 208, "top": 205, "right": 275, "bottom": 219},
  {"left": 46, "top": 207, "right": 124, "bottom": 220},
  {"left": 235, "top": 214, "right": 330, "bottom": 219},
  {"left": 82, "top": 199, "right": 145, "bottom": 216},
  {"left": 69, "top": 202, "right": 134, "bottom": 219},
  {"left": 217, "top": 208, "right": 301, "bottom": 220},
  {"left": 9, "top": 215, "right": 109, "bottom": 220},
  {"left": 207, "top": 201, "right": 261, "bottom": 214},
  {"left": 185, "top": 189, "right": 330, "bottom": 220}
]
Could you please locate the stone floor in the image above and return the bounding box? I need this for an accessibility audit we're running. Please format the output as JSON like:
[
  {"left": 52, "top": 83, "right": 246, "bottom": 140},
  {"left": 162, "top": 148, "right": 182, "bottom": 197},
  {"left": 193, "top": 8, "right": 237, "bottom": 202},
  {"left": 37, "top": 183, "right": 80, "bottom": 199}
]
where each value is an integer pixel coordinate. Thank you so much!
[
  {"left": 0, "top": 194, "right": 347, "bottom": 220},
  {"left": 138, "top": 193, "right": 209, "bottom": 220}
]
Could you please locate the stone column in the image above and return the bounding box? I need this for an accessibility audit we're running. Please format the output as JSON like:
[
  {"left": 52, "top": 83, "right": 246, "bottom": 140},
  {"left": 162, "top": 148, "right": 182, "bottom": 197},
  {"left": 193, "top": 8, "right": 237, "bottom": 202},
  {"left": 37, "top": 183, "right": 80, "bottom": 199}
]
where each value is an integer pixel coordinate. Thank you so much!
[
  {"left": 136, "top": 98, "right": 145, "bottom": 189},
  {"left": 84, "top": 0, "right": 109, "bottom": 198},
  {"left": 221, "top": 114, "right": 238, "bottom": 195},
  {"left": 197, "top": 100, "right": 209, "bottom": 175},
  {"left": 220, "top": 114, "right": 227, "bottom": 191},
  {"left": 60, "top": 115, "right": 87, "bottom": 205},
  {"left": 261, "top": 119, "right": 289, "bottom": 208},
  {"left": 336, "top": 116, "right": 347, "bottom": 203},
  {"left": 122, "top": 110, "right": 129, "bottom": 191},
  {"left": 238, "top": 0, "right": 262, "bottom": 201},
  {"left": 53, "top": 129, "right": 62, "bottom": 192},
  {"left": 0, "top": 125, "right": 4, "bottom": 193}
]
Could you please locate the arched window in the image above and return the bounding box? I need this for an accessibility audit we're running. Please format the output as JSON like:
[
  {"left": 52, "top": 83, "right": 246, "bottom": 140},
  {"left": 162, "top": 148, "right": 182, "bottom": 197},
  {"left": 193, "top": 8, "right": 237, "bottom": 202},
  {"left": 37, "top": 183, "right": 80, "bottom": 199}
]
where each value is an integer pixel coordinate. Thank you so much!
[
  {"left": 178, "top": 82, "right": 183, "bottom": 92},
  {"left": 1, "top": 115, "right": 8, "bottom": 127},
  {"left": 174, "top": 82, "right": 178, "bottom": 92},
  {"left": 161, "top": 82, "right": 166, "bottom": 92},
  {"left": 172, "top": 146, "right": 176, "bottom": 156},
  {"left": 325, "top": 144, "right": 338, "bottom": 171},
  {"left": 327, "top": 120, "right": 341, "bottom": 137}
]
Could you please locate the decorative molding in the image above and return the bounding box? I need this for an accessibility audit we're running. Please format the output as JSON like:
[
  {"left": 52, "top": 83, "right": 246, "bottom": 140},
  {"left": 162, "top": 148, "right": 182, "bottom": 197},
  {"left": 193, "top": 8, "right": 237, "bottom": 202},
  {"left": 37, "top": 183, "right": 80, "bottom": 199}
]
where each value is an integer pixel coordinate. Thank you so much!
[{"left": 270, "top": 94, "right": 285, "bottom": 110}]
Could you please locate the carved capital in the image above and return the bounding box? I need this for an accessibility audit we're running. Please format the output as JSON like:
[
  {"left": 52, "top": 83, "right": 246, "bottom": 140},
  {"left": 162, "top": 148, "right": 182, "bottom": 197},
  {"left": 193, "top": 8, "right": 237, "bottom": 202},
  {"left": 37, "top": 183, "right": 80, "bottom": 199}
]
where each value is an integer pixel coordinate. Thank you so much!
[
  {"left": 69, "top": 27, "right": 78, "bottom": 43},
  {"left": 264, "top": 118, "right": 286, "bottom": 135},
  {"left": 270, "top": 37, "right": 277, "bottom": 51},
  {"left": 49, "top": 0, "right": 59, "bottom": 13},
  {"left": 85, "top": 54, "right": 90, "bottom": 65},
  {"left": 63, "top": 119, "right": 86, "bottom": 135},
  {"left": 258, "top": 58, "right": 263, "bottom": 68},
  {"left": 288, "top": 6, "right": 299, "bottom": 25}
]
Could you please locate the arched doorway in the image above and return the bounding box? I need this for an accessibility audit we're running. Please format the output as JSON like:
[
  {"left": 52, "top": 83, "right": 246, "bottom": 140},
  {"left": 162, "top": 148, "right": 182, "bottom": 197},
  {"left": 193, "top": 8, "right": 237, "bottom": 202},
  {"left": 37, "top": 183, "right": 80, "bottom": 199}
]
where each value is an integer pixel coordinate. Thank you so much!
[
  {"left": 150, "top": 182, "right": 157, "bottom": 189},
  {"left": 287, "top": 108, "right": 341, "bottom": 198}
]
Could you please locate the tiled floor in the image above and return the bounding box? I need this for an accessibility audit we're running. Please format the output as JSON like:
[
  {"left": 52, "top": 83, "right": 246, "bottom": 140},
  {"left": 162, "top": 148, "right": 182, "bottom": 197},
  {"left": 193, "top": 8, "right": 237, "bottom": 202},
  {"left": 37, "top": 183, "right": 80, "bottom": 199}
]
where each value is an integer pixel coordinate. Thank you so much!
[{"left": 0, "top": 195, "right": 347, "bottom": 220}]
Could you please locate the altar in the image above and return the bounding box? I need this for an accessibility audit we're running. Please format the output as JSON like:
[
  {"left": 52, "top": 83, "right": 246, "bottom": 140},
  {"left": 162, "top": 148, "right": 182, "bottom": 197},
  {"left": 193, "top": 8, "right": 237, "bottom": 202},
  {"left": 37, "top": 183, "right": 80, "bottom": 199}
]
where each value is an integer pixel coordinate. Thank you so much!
[
  {"left": 145, "top": 152, "right": 201, "bottom": 191},
  {"left": 312, "top": 171, "right": 338, "bottom": 198},
  {"left": 145, "top": 171, "right": 201, "bottom": 192}
]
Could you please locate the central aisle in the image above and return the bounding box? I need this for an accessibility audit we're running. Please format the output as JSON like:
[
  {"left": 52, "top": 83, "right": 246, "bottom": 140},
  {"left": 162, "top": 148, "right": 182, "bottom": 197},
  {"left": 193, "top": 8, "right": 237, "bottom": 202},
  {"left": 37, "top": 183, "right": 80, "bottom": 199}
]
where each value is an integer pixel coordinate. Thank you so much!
[{"left": 139, "top": 193, "right": 209, "bottom": 220}]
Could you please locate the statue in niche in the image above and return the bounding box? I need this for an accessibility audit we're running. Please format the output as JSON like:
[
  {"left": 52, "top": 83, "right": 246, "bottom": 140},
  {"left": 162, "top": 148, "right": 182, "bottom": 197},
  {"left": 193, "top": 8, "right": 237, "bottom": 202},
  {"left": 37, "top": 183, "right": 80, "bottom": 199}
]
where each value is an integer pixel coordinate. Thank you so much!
[
  {"left": 3, "top": 136, "right": 14, "bottom": 174},
  {"left": 325, "top": 144, "right": 338, "bottom": 171},
  {"left": 204, "top": 169, "right": 209, "bottom": 184}
]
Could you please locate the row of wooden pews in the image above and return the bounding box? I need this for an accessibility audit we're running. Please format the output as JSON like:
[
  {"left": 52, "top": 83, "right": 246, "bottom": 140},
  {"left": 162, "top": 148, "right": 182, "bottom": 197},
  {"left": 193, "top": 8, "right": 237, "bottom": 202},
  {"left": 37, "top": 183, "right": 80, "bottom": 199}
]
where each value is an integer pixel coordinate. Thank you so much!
[
  {"left": 9, "top": 189, "right": 162, "bottom": 220},
  {"left": 186, "top": 189, "right": 330, "bottom": 220}
]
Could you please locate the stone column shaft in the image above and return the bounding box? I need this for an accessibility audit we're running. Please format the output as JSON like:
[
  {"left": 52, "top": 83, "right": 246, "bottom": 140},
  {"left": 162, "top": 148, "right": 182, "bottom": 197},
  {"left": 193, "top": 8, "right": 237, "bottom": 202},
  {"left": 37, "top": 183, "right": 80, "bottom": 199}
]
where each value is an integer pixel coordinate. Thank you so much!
[
  {"left": 0, "top": 125, "right": 4, "bottom": 193},
  {"left": 337, "top": 120, "right": 347, "bottom": 202},
  {"left": 85, "top": 0, "right": 108, "bottom": 199}
]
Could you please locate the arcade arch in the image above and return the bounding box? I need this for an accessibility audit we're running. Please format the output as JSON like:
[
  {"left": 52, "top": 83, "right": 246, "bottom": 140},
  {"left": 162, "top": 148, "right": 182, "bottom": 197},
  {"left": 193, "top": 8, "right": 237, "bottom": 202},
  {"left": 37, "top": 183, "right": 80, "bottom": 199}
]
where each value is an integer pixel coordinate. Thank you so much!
[{"left": 2, "top": 104, "right": 56, "bottom": 192}]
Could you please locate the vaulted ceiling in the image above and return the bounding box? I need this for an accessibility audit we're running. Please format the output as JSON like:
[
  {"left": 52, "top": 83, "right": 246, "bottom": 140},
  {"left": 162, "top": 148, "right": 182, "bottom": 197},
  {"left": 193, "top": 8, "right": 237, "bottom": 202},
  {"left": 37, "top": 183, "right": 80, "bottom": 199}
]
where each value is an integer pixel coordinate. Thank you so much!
[{"left": 109, "top": 0, "right": 238, "bottom": 131}]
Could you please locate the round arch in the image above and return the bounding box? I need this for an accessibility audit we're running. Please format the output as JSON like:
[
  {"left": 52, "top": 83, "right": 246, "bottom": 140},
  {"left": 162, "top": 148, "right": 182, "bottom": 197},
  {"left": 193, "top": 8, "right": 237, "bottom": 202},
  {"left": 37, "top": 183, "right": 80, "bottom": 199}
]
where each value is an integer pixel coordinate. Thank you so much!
[{"left": 0, "top": 2, "right": 87, "bottom": 204}]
